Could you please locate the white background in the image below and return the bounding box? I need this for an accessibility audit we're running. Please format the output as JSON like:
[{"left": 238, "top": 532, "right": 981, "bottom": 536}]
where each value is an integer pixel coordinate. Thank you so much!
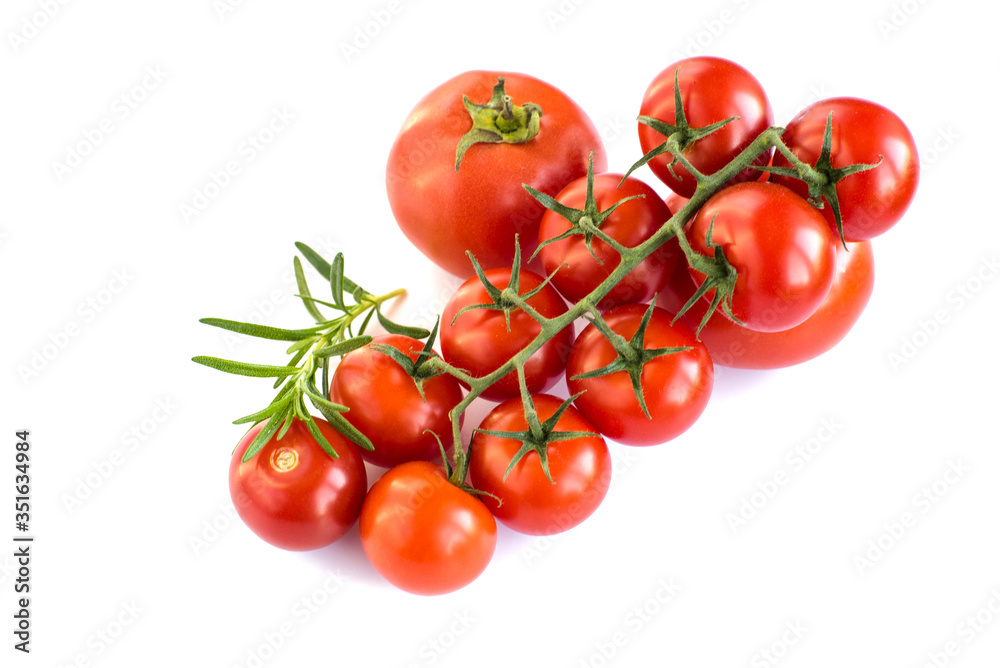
[{"left": 2, "top": 0, "right": 999, "bottom": 666}]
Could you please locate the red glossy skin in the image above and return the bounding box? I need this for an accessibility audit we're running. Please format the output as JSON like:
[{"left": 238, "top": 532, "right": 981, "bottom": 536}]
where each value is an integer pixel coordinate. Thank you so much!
[
  {"left": 686, "top": 182, "right": 837, "bottom": 333},
  {"left": 387, "top": 71, "right": 607, "bottom": 277},
  {"left": 359, "top": 461, "right": 497, "bottom": 596},
  {"left": 771, "top": 97, "right": 918, "bottom": 241},
  {"left": 661, "top": 240, "right": 875, "bottom": 369},
  {"left": 329, "top": 335, "right": 464, "bottom": 469},
  {"left": 566, "top": 304, "right": 713, "bottom": 446},
  {"left": 441, "top": 268, "right": 572, "bottom": 401},
  {"left": 537, "top": 173, "right": 677, "bottom": 309},
  {"left": 229, "top": 418, "right": 367, "bottom": 551},
  {"left": 638, "top": 57, "right": 773, "bottom": 198},
  {"left": 469, "top": 394, "right": 611, "bottom": 536}
]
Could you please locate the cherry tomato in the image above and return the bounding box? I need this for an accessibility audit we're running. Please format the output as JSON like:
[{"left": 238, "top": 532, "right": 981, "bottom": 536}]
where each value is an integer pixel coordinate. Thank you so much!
[
  {"left": 229, "top": 418, "right": 367, "bottom": 551},
  {"left": 771, "top": 97, "right": 918, "bottom": 241},
  {"left": 638, "top": 56, "right": 773, "bottom": 198},
  {"left": 685, "top": 181, "right": 837, "bottom": 333},
  {"left": 441, "top": 267, "right": 572, "bottom": 402},
  {"left": 566, "top": 304, "right": 713, "bottom": 446},
  {"left": 329, "top": 334, "right": 464, "bottom": 469},
  {"left": 537, "top": 173, "right": 677, "bottom": 309},
  {"left": 387, "top": 71, "right": 607, "bottom": 277},
  {"left": 469, "top": 394, "right": 611, "bottom": 535},
  {"left": 359, "top": 461, "right": 497, "bottom": 595},
  {"left": 660, "top": 239, "right": 875, "bottom": 369}
]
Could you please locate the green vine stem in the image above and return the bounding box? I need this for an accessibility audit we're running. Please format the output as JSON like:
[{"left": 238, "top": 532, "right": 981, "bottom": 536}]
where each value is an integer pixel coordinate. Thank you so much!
[{"left": 425, "top": 126, "right": 791, "bottom": 485}]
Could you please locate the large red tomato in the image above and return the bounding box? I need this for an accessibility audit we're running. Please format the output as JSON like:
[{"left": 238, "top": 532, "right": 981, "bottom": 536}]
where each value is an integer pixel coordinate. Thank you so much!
[
  {"left": 329, "top": 335, "right": 464, "bottom": 469},
  {"left": 536, "top": 172, "right": 677, "bottom": 309},
  {"left": 685, "top": 181, "right": 837, "bottom": 333},
  {"left": 637, "top": 56, "right": 773, "bottom": 198},
  {"left": 660, "top": 240, "right": 875, "bottom": 369},
  {"left": 566, "top": 304, "right": 713, "bottom": 446},
  {"left": 387, "top": 71, "right": 607, "bottom": 277},
  {"left": 469, "top": 394, "right": 611, "bottom": 535},
  {"left": 359, "top": 461, "right": 497, "bottom": 596},
  {"left": 229, "top": 418, "right": 367, "bottom": 551},
  {"left": 771, "top": 97, "right": 918, "bottom": 241},
  {"left": 441, "top": 267, "right": 572, "bottom": 401}
]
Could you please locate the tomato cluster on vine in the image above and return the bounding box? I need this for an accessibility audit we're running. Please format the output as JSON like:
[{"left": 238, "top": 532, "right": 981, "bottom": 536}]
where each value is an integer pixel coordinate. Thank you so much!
[{"left": 196, "top": 55, "right": 918, "bottom": 596}]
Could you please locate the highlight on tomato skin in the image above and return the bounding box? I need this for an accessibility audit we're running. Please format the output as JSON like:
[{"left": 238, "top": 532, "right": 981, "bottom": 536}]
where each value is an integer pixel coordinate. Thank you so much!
[
  {"left": 359, "top": 461, "right": 497, "bottom": 596},
  {"left": 659, "top": 240, "right": 875, "bottom": 369},
  {"left": 468, "top": 394, "right": 612, "bottom": 536},
  {"left": 229, "top": 418, "right": 368, "bottom": 552}
]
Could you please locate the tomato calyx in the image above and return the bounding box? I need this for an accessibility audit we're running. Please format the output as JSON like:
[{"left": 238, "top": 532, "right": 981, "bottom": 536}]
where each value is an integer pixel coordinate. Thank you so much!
[
  {"left": 672, "top": 216, "right": 741, "bottom": 336},
  {"left": 451, "top": 238, "right": 560, "bottom": 332},
  {"left": 454, "top": 77, "right": 543, "bottom": 171},
  {"left": 763, "top": 111, "right": 883, "bottom": 248},
  {"left": 525, "top": 151, "right": 644, "bottom": 264},
  {"left": 621, "top": 67, "right": 737, "bottom": 187},
  {"left": 369, "top": 318, "right": 449, "bottom": 402},
  {"left": 475, "top": 370, "right": 596, "bottom": 483},
  {"left": 570, "top": 299, "right": 692, "bottom": 419}
]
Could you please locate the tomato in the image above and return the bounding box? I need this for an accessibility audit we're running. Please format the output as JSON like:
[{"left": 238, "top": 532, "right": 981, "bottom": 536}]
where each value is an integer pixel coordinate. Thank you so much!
[
  {"left": 469, "top": 394, "right": 611, "bottom": 535},
  {"left": 387, "top": 71, "right": 607, "bottom": 277},
  {"left": 771, "top": 97, "right": 918, "bottom": 241},
  {"left": 685, "top": 181, "right": 837, "bottom": 333},
  {"left": 661, "top": 239, "right": 875, "bottom": 369},
  {"left": 536, "top": 172, "right": 677, "bottom": 309},
  {"left": 229, "top": 418, "right": 367, "bottom": 551},
  {"left": 441, "top": 267, "right": 572, "bottom": 401},
  {"left": 359, "top": 461, "right": 497, "bottom": 595},
  {"left": 566, "top": 303, "right": 713, "bottom": 446},
  {"left": 637, "top": 56, "right": 773, "bottom": 198},
  {"left": 329, "top": 334, "right": 464, "bottom": 469}
]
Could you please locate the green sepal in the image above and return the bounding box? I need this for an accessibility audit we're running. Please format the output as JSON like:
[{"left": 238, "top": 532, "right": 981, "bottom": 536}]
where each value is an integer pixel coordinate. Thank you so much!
[
  {"left": 620, "top": 66, "right": 738, "bottom": 186},
  {"left": 375, "top": 305, "right": 431, "bottom": 339},
  {"left": 455, "top": 77, "right": 543, "bottom": 171},
  {"left": 671, "top": 216, "right": 743, "bottom": 336}
]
